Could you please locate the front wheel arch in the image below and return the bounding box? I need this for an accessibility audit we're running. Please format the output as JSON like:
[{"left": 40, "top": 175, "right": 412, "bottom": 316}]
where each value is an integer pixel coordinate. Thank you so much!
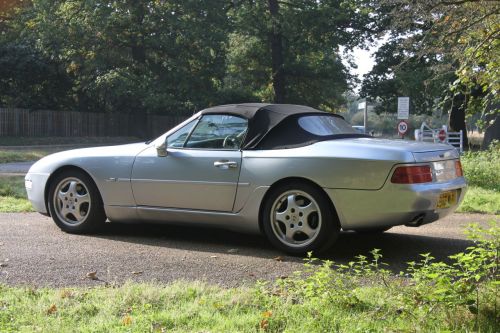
[{"left": 44, "top": 166, "right": 103, "bottom": 215}]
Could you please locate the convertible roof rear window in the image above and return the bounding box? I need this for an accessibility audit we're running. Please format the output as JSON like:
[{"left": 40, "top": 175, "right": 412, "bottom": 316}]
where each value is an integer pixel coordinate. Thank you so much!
[
  {"left": 257, "top": 114, "right": 369, "bottom": 150},
  {"left": 298, "top": 115, "right": 357, "bottom": 136}
]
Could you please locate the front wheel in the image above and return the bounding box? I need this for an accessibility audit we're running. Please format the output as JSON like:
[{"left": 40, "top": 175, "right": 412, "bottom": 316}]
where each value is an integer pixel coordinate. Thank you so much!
[
  {"left": 48, "top": 170, "right": 106, "bottom": 233},
  {"left": 262, "top": 182, "right": 340, "bottom": 255}
]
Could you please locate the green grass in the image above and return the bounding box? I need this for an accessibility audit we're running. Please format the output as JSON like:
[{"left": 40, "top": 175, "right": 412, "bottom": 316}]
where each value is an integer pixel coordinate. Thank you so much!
[
  {"left": 0, "top": 136, "right": 139, "bottom": 146},
  {"left": 0, "top": 176, "right": 34, "bottom": 212},
  {"left": 0, "top": 278, "right": 496, "bottom": 332},
  {"left": 458, "top": 186, "right": 500, "bottom": 215},
  {"left": 0, "top": 150, "right": 52, "bottom": 163},
  {"left": 461, "top": 143, "right": 500, "bottom": 192}
]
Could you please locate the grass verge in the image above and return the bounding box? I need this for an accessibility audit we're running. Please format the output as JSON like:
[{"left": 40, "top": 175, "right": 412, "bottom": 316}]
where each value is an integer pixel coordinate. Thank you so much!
[
  {"left": 0, "top": 136, "right": 139, "bottom": 146},
  {"left": 1, "top": 223, "right": 498, "bottom": 332},
  {"left": 458, "top": 186, "right": 500, "bottom": 215},
  {"left": 0, "top": 176, "right": 34, "bottom": 212},
  {"left": 0, "top": 150, "right": 52, "bottom": 164}
]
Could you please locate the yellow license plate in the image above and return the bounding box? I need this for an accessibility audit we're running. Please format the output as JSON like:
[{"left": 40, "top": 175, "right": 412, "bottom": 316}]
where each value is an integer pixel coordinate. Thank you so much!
[{"left": 437, "top": 190, "right": 458, "bottom": 209}]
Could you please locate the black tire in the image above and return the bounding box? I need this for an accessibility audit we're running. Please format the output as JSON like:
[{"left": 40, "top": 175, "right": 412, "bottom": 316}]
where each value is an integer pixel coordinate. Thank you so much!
[
  {"left": 262, "top": 181, "right": 340, "bottom": 255},
  {"left": 47, "top": 169, "right": 106, "bottom": 233},
  {"left": 353, "top": 227, "right": 392, "bottom": 234}
]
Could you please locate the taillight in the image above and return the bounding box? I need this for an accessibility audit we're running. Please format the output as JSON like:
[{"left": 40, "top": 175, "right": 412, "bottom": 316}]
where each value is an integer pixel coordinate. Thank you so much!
[
  {"left": 391, "top": 165, "right": 433, "bottom": 184},
  {"left": 455, "top": 160, "right": 463, "bottom": 177}
]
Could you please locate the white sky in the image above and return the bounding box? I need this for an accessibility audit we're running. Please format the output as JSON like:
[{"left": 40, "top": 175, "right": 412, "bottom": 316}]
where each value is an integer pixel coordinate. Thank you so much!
[{"left": 345, "top": 36, "right": 387, "bottom": 93}]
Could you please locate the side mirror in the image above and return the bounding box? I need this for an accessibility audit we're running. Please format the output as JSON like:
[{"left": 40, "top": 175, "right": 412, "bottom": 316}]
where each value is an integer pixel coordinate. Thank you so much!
[{"left": 155, "top": 142, "right": 167, "bottom": 157}]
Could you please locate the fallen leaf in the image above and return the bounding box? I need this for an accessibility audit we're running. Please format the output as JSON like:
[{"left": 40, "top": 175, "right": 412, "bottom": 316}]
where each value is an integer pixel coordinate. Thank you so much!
[
  {"left": 46, "top": 304, "right": 57, "bottom": 315},
  {"left": 131, "top": 271, "right": 143, "bottom": 275},
  {"left": 273, "top": 256, "right": 283, "bottom": 262},
  {"left": 122, "top": 315, "right": 133, "bottom": 326},
  {"left": 59, "top": 290, "right": 73, "bottom": 299},
  {"left": 86, "top": 271, "right": 98, "bottom": 280},
  {"left": 227, "top": 248, "right": 239, "bottom": 253},
  {"left": 260, "top": 319, "right": 269, "bottom": 330},
  {"left": 262, "top": 310, "right": 273, "bottom": 318},
  {"left": 248, "top": 273, "right": 255, "bottom": 277}
]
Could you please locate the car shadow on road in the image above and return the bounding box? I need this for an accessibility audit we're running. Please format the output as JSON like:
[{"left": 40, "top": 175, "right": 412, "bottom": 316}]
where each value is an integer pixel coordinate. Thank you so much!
[{"left": 95, "top": 222, "right": 474, "bottom": 273}]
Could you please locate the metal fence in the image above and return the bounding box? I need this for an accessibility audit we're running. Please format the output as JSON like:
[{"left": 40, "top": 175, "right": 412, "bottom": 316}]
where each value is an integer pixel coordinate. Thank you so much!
[{"left": 0, "top": 108, "right": 189, "bottom": 138}]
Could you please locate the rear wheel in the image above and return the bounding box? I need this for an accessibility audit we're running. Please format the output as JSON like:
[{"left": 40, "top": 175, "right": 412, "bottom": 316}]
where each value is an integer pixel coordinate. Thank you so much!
[
  {"left": 262, "top": 182, "right": 340, "bottom": 255},
  {"left": 48, "top": 170, "right": 106, "bottom": 233}
]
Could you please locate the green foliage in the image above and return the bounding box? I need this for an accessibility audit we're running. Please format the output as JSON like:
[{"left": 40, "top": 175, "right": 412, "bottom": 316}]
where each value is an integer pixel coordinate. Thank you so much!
[
  {"left": 461, "top": 142, "right": 500, "bottom": 191},
  {"left": 377, "top": 0, "right": 499, "bottom": 135},
  {"left": 1, "top": 0, "right": 230, "bottom": 114},
  {"left": 361, "top": 39, "right": 454, "bottom": 116},
  {"left": 257, "top": 223, "right": 499, "bottom": 332},
  {"left": 227, "top": 0, "right": 387, "bottom": 109},
  {"left": 458, "top": 186, "right": 500, "bottom": 215}
]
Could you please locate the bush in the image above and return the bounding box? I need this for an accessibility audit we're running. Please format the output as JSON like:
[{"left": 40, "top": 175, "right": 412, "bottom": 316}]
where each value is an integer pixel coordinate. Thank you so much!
[
  {"left": 258, "top": 222, "right": 499, "bottom": 332},
  {"left": 461, "top": 142, "right": 500, "bottom": 191}
]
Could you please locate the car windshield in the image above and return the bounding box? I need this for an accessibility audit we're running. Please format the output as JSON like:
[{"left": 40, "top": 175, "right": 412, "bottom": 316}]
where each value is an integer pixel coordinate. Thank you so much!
[{"left": 298, "top": 115, "right": 357, "bottom": 136}]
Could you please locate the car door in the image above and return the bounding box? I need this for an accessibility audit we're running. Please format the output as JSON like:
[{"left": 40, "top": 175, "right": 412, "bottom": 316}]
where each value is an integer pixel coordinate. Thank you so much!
[{"left": 131, "top": 114, "right": 247, "bottom": 212}]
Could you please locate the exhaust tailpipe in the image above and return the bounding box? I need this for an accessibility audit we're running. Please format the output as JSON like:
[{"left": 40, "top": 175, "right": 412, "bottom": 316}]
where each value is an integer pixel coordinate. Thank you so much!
[{"left": 405, "top": 214, "right": 425, "bottom": 227}]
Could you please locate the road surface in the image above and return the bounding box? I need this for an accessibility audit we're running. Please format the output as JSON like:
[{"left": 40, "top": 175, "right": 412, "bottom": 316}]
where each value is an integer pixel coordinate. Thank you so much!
[{"left": 0, "top": 212, "right": 497, "bottom": 288}]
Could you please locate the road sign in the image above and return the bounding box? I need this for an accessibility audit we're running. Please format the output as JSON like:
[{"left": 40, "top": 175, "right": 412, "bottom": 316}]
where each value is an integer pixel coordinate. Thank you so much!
[
  {"left": 397, "top": 97, "right": 410, "bottom": 119},
  {"left": 358, "top": 101, "right": 366, "bottom": 110},
  {"left": 398, "top": 120, "right": 409, "bottom": 136},
  {"left": 438, "top": 129, "right": 447, "bottom": 142}
]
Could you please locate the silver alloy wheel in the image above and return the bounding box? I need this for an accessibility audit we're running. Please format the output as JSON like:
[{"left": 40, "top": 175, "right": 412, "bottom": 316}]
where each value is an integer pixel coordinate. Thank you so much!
[
  {"left": 270, "top": 190, "right": 322, "bottom": 248},
  {"left": 53, "top": 177, "right": 92, "bottom": 226}
]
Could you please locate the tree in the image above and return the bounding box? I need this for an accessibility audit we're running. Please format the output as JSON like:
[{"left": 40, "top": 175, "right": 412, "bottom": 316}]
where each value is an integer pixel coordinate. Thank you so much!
[
  {"left": 361, "top": 38, "right": 454, "bottom": 116},
  {"left": 380, "top": 0, "right": 500, "bottom": 148},
  {"left": 0, "top": 0, "right": 230, "bottom": 116},
  {"left": 226, "top": 0, "right": 389, "bottom": 110}
]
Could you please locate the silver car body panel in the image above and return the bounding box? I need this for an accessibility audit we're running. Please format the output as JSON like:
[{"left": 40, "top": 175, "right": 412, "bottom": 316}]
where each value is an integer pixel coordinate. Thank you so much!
[{"left": 25, "top": 119, "right": 466, "bottom": 233}]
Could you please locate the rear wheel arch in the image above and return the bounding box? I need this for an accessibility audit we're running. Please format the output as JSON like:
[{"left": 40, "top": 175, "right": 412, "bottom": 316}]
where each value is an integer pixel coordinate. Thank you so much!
[{"left": 258, "top": 177, "right": 340, "bottom": 234}]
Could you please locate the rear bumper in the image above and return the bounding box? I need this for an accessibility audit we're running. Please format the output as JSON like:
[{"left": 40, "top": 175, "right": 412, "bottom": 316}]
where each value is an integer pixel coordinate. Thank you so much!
[{"left": 324, "top": 177, "right": 467, "bottom": 230}]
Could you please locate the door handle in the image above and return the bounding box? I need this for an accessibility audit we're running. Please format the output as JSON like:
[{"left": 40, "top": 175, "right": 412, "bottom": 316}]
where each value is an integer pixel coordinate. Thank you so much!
[{"left": 214, "top": 160, "right": 238, "bottom": 169}]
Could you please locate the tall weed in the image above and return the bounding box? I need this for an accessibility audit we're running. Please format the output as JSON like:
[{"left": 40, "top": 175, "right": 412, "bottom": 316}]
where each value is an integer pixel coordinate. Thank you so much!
[{"left": 461, "top": 142, "right": 500, "bottom": 191}]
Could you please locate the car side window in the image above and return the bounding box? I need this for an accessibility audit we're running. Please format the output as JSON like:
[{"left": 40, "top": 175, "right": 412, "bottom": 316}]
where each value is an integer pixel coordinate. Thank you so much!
[
  {"left": 167, "top": 120, "right": 197, "bottom": 148},
  {"left": 185, "top": 115, "right": 248, "bottom": 150}
]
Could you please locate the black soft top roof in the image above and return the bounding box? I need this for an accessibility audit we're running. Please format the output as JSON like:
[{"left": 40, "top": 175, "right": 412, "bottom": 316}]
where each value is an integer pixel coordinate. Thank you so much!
[{"left": 199, "top": 103, "right": 345, "bottom": 149}]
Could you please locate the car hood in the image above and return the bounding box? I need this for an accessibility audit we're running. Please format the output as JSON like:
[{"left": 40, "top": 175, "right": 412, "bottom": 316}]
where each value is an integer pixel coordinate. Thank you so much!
[{"left": 28, "top": 142, "right": 149, "bottom": 174}]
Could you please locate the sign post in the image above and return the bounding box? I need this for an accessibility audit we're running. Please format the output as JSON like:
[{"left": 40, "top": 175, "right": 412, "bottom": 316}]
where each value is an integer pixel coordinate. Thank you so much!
[
  {"left": 397, "top": 97, "right": 410, "bottom": 120},
  {"left": 397, "top": 97, "right": 410, "bottom": 139},
  {"left": 358, "top": 100, "right": 367, "bottom": 134},
  {"left": 398, "top": 120, "right": 409, "bottom": 138}
]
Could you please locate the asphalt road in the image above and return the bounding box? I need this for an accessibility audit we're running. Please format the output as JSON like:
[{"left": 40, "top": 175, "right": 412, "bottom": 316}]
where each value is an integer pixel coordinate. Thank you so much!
[
  {"left": 0, "top": 212, "right": 497, "bottom": 288},
  {"left": 0, "top": 161, "right": 33, "bottom": 175}
]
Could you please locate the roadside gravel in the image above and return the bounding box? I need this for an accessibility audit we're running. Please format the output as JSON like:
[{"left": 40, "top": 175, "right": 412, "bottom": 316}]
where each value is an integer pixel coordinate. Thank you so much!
[{"left": 0, "top": 212, "right": 497, "bottom": 288}]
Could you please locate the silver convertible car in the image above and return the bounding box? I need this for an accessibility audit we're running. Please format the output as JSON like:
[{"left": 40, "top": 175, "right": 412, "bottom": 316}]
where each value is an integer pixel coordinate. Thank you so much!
[{"left": 25, "top": 104, "right": 467, "bottom": 254}]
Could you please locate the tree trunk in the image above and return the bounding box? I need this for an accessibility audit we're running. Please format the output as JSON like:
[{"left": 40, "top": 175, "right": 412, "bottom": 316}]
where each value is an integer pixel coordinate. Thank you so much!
[
  {"left": 268, "top": 0, "right": 285, "bottom": 103},
  {"left": 128, "top": 1, "right": 146, "bottom": 64},
  {"left": 483, "top": 113, "right": 499, "bottom": 149},
  {"left": 449, "top": 93, "right": 469, "bottom": 149}
]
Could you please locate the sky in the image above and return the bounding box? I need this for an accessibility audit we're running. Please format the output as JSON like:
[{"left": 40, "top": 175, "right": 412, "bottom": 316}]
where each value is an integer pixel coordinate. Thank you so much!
[{"left": 347, "top": 37, "right": 387, "bottom": 93}]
